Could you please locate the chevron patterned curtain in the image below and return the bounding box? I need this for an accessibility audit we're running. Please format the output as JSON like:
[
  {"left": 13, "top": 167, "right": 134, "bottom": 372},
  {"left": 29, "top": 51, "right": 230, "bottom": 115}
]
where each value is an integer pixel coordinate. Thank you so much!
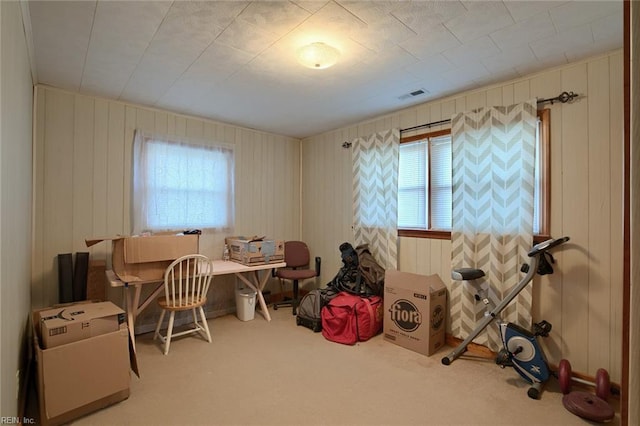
[
  {"left": 450, "top": 100, "right": 537, "bottom": 351},
  {"left": 351, "top": 129, "right": 399, "bottom": 270}
]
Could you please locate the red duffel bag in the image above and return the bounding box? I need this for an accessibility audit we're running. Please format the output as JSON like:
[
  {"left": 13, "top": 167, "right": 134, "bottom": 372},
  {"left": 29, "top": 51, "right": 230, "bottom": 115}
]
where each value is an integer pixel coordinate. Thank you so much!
[{"left": 321, "top": 291, "right": 383, "bottom": 345}]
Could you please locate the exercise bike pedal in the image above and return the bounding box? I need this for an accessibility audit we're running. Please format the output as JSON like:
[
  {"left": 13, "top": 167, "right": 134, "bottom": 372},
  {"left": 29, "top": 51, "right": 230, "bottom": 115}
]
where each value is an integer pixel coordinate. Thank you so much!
[
  {"left": 495, "top": 349, "right": 513, "bottom": 368},
  {"left": 533, "top": 320, "right": 552, "bottom": 337}
]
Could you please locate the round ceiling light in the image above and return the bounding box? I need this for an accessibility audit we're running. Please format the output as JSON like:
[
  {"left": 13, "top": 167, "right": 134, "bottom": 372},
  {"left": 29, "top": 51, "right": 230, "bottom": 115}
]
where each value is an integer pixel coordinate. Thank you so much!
[{"left": 296, "top": 42, "right": 340, "bottom": 69}]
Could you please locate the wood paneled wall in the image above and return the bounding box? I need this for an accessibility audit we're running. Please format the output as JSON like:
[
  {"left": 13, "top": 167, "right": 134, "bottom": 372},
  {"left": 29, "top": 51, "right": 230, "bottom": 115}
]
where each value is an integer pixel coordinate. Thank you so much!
[
  {"left": 301, "top": 51, "right": 624, "bottom": 382},
  {"left": 32, "top": 86, "right": 302, "bottom": 329},
  {"left": 1, "top": 1, "right": 34, "bottom": 415}
]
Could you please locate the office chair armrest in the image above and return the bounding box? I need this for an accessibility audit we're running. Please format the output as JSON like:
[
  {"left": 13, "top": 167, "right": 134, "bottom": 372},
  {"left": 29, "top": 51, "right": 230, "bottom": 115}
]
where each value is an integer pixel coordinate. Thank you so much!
[{"left": 315, "top": 256, "right": 321, "bottom": 277}]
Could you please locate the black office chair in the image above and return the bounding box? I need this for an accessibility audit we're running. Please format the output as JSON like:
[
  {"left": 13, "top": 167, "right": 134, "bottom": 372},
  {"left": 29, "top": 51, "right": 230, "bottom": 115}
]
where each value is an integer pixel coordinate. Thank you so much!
[{"left": 273, "top": 241, "right": 321, "bottom": 315}]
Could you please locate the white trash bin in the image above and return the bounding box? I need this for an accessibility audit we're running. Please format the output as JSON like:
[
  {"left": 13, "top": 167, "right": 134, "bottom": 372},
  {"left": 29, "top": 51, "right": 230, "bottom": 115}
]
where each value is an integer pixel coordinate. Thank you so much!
[{"left": 235, "top": 284, "right": 256, "bottom": 321}]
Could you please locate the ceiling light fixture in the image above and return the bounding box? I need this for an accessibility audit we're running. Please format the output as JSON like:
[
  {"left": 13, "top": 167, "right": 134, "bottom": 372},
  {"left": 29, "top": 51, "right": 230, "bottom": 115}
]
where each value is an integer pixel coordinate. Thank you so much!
[{"left": 296, "top": 42, "right": 340, "bottom": 69}]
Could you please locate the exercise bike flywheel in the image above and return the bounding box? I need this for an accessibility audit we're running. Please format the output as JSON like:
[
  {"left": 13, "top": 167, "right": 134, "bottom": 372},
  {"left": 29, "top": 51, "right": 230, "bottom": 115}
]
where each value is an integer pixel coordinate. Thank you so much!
[{"left": 506, "top": 336, "right": 536, "bottom": 362}]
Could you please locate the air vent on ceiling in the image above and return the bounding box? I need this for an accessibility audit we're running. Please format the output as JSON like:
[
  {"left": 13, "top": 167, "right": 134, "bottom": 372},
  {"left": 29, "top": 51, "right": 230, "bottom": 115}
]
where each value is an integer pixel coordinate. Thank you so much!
[{"left": 398, "top": 88, "right": 427, "bottom": 101}]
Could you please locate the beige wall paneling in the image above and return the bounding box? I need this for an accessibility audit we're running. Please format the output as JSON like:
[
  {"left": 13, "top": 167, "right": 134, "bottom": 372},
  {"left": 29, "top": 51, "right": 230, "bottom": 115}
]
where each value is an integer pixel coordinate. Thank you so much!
[
  {"left": 72, "top": 96, "right": 95, "bottom": 253},
  {"left": 559, "top": 62, "right": 590, "bottom": 373},
  {"left": 91, "top": 99, "right": 110, "bottom": 265},
  {"left": 587, "top": 56, "right": 614, "bottom": 375},
  {"left": 105, "top": 102, "right": 126, "bottom": 304},
  {"left": 1, "top": 1, "right": 34, "bottom": 415},
  {"left": 530, "top": 69, "right": 564, "bottom": 363},
  {"left": 32, "top": 89, "right": 46, "bottom": 308},
  {"left": 486, "top": 87, "right": 503, "bottom": 107},
  {"left": 513, "top": 80, "right": 531, "bottom": 104},
  {"left": 43, "top": 91, "right": 75, "bottom": 307}
]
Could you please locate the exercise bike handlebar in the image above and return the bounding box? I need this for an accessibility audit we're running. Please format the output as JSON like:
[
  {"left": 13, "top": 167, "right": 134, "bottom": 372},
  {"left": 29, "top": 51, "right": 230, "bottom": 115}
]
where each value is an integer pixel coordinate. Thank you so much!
[{"left": 528, "top": 236, "right": 570, "bottom": 257}]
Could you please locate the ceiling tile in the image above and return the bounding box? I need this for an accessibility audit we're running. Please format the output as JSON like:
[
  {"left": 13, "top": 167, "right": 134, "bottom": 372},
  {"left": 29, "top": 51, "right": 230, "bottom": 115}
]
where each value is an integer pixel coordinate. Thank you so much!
[
  {"left": 391, "top": 1, "right": 467, "bottom": 32},
  {"left": 591, "top": 12, "right": 623, "bottom": 44},
  {"left": 291, "top": 1, "right": 330, "bottom": 15},
  {"left": 81, "top": 1, "right": 171, "bottom": 96},
  {"left": 529, "top": 24, "right": 594, "bottom": 61},
  {"left": 399, "top": 24, "right": 461, "bottom": 60},
  {"left": 28, "top": 1, "right": 96, "bottom": 91},
  {"left": 238, "top": 1, "right": 310, "bottom": 36},
  {"left": 549, "top": 0, "right": 623, "bottom": 31},
  {"left": 481, "top": 45, "right": 538, "bottom": 75},
  {"left": 216, "top": 20, "right": 280, "bottom": 55},
  {"left": 403, "top": 54, "right": 453, "bottom": 80},
  {"left": 442, "top": 36, "right": 501, "bottom": 67},
  {"left": 444, "top": 1, "right": 514, "bottom": 43},
  {"left": 444, "top": 61, "right": 491, "bottom": 87},
  {"left": 503, "top": 1, "right": 566, "bottom": 23},
  {"left": 349, "top": 14, "right": 416, "bottom": 52},
  {"left": 489, "top": 12, "right": 557, "bottom": 50}
]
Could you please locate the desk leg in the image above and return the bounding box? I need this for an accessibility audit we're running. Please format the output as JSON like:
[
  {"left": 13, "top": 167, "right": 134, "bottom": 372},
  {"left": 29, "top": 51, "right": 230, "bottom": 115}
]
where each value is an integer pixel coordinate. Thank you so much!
[
  {"left": 124, "top": 285, "right": 137, "bottom": 353},
  {"left": 254, "top": 269, "right": 272, "bottom": 322}
]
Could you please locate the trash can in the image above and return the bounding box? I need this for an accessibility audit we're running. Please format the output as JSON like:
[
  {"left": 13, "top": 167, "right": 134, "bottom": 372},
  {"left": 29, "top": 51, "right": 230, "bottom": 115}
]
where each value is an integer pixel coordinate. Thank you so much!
[{"left": 235, "top": 284, "right": 256, "bottom": 321}]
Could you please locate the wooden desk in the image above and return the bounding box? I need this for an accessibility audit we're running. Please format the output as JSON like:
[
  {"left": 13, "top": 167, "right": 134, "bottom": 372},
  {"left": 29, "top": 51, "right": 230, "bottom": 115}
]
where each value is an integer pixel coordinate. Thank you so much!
[{"left": 107, "top": 260, "right": 286, "bottom": 347}]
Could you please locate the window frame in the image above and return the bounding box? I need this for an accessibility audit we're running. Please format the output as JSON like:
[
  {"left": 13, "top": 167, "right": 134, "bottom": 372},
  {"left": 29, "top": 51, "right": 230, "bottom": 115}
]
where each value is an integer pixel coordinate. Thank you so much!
[
  {"left": 132, "top": 131, "right": 235, "bottom": 234},
  {"left": 397, "top": 108, "right": 551, "bottom": 243}
]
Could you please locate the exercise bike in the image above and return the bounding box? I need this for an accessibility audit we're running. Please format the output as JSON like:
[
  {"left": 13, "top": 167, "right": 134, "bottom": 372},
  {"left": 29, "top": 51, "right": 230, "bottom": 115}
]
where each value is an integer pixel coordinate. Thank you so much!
[{"left": 441, "top": 236, "right": 570, "bottom": 399}]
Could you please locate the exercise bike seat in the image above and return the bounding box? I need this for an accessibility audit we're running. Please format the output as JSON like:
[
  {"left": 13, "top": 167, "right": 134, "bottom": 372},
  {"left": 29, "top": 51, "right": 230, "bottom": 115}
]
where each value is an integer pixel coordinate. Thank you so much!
[{"left": 451, "top": 268, "right": 485, "bottom": 281}]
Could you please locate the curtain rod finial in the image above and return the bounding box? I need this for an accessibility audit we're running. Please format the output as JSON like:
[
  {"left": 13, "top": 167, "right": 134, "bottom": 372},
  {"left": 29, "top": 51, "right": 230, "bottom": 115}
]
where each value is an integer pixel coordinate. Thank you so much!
[{"left": 342, "top": 141, "right": 352, "bottom": 148}]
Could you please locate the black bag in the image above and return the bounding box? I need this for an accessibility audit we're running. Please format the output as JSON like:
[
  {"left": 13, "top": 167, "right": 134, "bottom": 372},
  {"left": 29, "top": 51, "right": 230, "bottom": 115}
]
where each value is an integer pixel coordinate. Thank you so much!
[
  {"left": 296, "top": 287, "right": 339, "bottom": 332},
  {"left": 355, "top": 244, "right": 385, "bottom": 297},
  {"left": 328, "top": 242, "right": 385, "bottom": 297}
]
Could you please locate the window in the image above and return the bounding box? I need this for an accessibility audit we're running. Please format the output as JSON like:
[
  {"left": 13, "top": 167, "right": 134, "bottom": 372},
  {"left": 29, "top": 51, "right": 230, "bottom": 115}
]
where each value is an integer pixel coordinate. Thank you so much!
[
  {"left": 398, "top": 109, "right": 550, "bottom": 239},
  {"left": 132, "top": 131, "right": 234, "bottom": 234}
]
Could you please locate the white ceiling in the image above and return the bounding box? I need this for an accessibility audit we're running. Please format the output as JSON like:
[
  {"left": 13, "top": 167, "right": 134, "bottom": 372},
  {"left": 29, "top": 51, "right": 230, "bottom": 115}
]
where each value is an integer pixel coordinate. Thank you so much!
[{"left": 25, "top": 0, "right": 623, "bottom": 139}]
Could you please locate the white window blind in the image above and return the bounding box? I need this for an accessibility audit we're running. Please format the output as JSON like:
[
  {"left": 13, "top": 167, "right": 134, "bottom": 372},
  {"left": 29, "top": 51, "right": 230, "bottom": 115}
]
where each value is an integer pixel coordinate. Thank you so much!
[
  {"left": 132, "top": 131, "right": 234, "bottom": 234},
  {"left": 429, "top": 135, "right": 452, "bottom": 230},
  {"left": 398, "top": 141, "right": 427, "bottom": 229},
  {"left": 398, "top": 119, "right": 544, "bottom": 233},
  {"left": 532, "top": 119, "right": 542, "bottom": 234}
]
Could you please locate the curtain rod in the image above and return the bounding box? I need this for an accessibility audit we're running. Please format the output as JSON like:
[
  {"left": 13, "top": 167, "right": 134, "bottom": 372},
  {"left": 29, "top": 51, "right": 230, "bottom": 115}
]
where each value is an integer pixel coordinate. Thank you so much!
[
  {"left": 399, "top": 91, "right": 579, "bottom": 134},
  {"left": 341, "top": 91, "right": 578, "bottom": 148}
]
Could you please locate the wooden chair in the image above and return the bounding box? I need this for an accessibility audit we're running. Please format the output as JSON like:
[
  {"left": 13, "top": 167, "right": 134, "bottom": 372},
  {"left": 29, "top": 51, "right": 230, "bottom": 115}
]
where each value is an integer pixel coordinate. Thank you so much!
[{"left": 153, "top": 254, "right": 213, "bottom": 355}]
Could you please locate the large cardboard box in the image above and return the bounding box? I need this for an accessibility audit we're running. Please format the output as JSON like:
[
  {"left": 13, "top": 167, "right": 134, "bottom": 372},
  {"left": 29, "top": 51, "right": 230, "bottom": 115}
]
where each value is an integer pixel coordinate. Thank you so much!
[
  {"left": 37, "top": 301, "right": 125, "bottom": 349},
  {"left": 225, "top": 236, "right": 284, "bottom": 265},
  {"left": 383, "top": 269, "right": 447, "bottom": 356},
  {"left": 85, "top": 233, "right": 199, "bottom": 282},
  {"left": 33, "top": 304, "right": 131, "bottom": 426}
]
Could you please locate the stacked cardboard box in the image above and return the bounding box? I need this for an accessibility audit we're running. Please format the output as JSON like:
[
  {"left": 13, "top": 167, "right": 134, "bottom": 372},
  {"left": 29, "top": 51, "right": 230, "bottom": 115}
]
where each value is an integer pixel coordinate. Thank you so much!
[
  {"left": 85, "top": 233, "right": 199, "bottom": 282},
  {"left": 37, "top": 301, "right": 125, "bottom": 349},
  {"left": 33, "top": 301, "right": 133, "bottom": 426},
  {"left": 225, "top": 236, "right": 284, "bottom": 265}
]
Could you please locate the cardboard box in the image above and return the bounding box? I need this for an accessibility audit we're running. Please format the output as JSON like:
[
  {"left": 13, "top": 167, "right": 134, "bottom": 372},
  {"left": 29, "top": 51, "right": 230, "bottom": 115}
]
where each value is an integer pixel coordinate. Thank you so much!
[
  {"left": 383, "top": 269, "right": 447, "bottom": 356},
  {"left": 85, "top": 233, "right": 199, "bottom": 282},
  {"left": 225, "top": 236, "right": 284, "bottom": 265},
  {"left": 33, "top": 305, "right": 131, "bottom": 426},
  {"left": 38, "top": 301, "right": 125, "bottom": 349}
]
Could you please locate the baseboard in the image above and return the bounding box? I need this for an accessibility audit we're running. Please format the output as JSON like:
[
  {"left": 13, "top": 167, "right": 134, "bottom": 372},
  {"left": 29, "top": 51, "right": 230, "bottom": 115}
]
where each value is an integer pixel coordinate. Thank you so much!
[
  {"left": 444, "top": 334, "right": 496, "bottom": 359},
  {"left": 135, "top": 307, "right": 236, "bottom": 335}
]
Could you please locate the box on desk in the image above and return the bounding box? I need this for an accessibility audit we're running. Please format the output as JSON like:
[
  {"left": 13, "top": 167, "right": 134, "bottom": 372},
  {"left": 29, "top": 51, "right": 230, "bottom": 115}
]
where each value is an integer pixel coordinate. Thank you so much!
[
  {"left": 85, "top": 233, "right": 199, "bottom": 282},
  {"left": 225, "top": 236, "right": 284, "bottom": 265},
  {"left": 33, "top": 302, "right": 132, "bottom": 426},
  {"left": 383, "top": 270, "right": 447, "bottom": 356},
  {"left": 37, "top": 301, "right": 125, "bottom": 349}
]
